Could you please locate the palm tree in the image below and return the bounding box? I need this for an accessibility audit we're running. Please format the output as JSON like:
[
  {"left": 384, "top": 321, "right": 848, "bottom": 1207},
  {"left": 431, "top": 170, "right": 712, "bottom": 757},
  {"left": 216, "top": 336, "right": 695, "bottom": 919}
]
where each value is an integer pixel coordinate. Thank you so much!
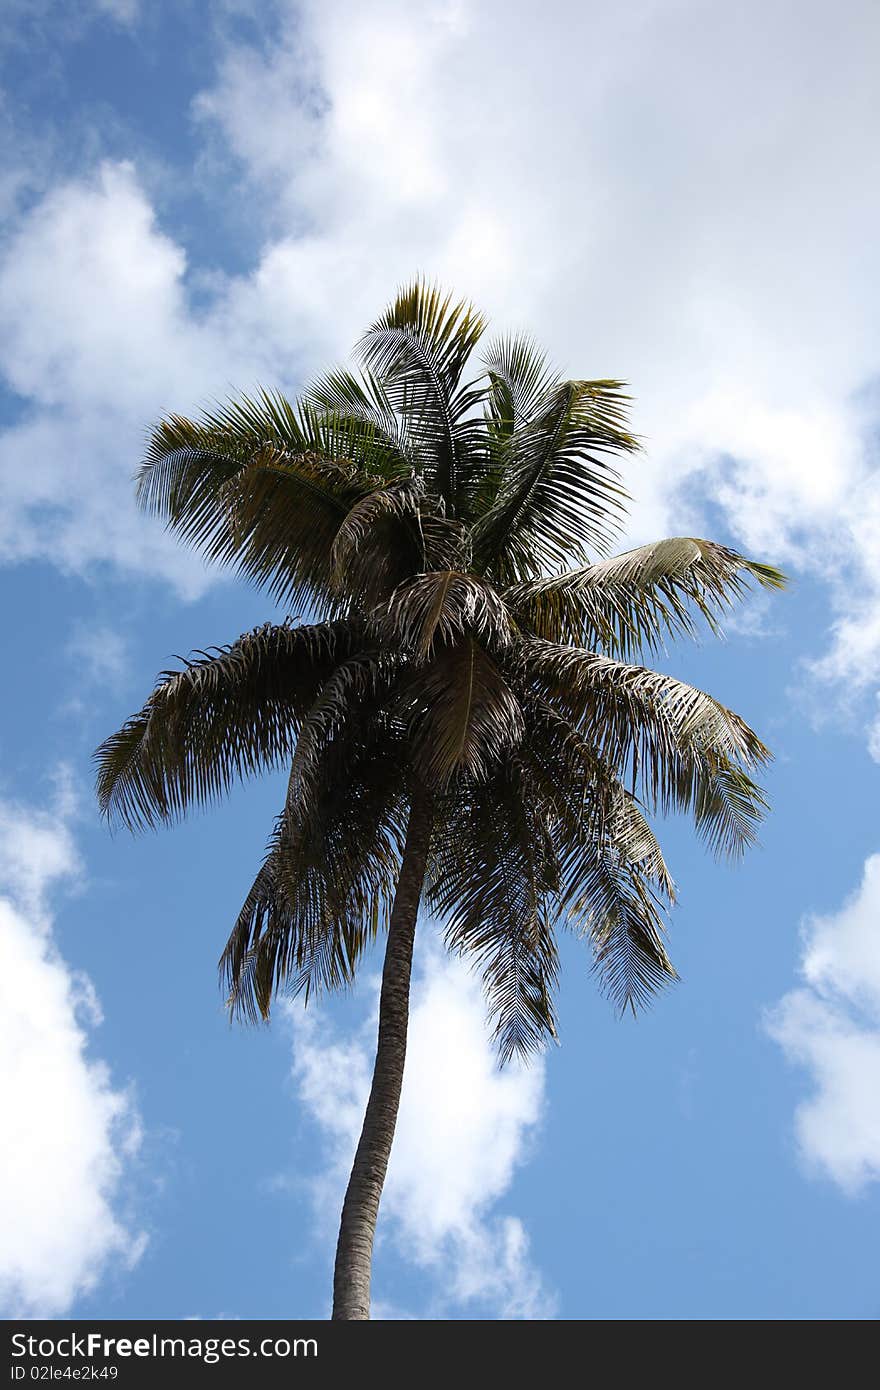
[{"left": 96, "top": 282, "right": 784, "bottom": 1320}]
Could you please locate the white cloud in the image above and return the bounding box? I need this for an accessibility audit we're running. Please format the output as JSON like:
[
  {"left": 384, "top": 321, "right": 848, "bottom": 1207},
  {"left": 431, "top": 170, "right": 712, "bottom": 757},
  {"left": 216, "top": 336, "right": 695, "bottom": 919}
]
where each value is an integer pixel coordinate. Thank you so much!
[
  {"left": 766, "top": 854, "right": 880, "bottom": 1194},
  {"left": 0, "top": 778, "right": 145, "bottom": 1316},
  {"left": 193, "top": 0, "right": 880, "bottom": 731},
  {"left": 0, "top": 163, "right": 212, "bottom": 589},
  {"left": 0, "top": 784, "right": 79, "bottom": 920},
  {"left": 0, "top": 160, "right": 309, "bottom": 592},
  {"left": 0, "top": 1, "right": 878, "bottom": 726},
  {"left": 287, "top": 944, "right": 555, "bottom": 1319},
  {"left": 0, "top": 162, "right": 193, "bottom": 413},
  {"left": 0, "top": 155, "right": 369, "bottom": 592}
]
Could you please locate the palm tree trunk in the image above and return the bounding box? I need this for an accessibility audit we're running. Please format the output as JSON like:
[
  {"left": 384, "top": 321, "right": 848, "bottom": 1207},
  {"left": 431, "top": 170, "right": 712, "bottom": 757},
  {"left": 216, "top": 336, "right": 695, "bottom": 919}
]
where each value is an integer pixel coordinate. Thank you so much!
[{"left": 330, "top": 785, "right": 433, "bottom": 1320}]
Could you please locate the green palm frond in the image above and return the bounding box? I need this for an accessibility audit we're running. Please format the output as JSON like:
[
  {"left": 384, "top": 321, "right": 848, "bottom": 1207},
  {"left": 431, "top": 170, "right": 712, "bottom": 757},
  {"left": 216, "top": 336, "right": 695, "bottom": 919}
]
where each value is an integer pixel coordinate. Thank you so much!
[
  {"left": 305, "top": 367, "right": 412, "bottom": 467},
  {"left": 95, "top": 621, "right": 353, "bottom": 830},
  {"left": 286, "top": 654, "right": 395, "bottom": 813},
  {"left": 356, "top": 279, "right": 488, "bottom": 511},
  {"left": 466, "top": 334, "right": 559, "bottom": 524},
  {"left": 472, "top": 379, "right": 637, "bottom": 583},
  {"left": 399, "top": 636, "right": 525, "bottom": 789},
  {"left": 327, "top": 469, "right": 469, "bottom": 612},
  {"left": 483, "top": 335, "right": 558, "bottom": 438},
  {"left": 220, "top": 818, "right": 363, "bottom": 1022},
  {"left": 514, "top": 638, "right": 770, "bottom": 856},
  {"left": 376, "top": 569, "right": 513, "bottom": 660},
  {"left": 517, "top": 637, "right": 768, "bottom": 768},
  {"left": 575, "top": 851, "right": 677, "bottom": 1014},
  {"left": 508, "top": 537, "right": 787, "bottom": 656},
  {"left": 512, "top": 699, "right": 677, "bottom": 1013},
  {"left": 222, "top": 724, "right": 409, "bottom": 1021},
  {"left": 518, "top": 694, "right": 676, "bottom": 899},
  {"left": 137, "top": 395, "right": 412, "bottom": 612},
  {"left": 98, "top": 281, "right": 785, "bottom": 1061},
  {"left": 328, "top": 475, "right": 429, "bottom": 606},
  {"left": 685, "top": 753, "right": 769, "bottom": 858},
  {"left": 358, "top": 280, "right": 487, "bottom": 404},
  {"left": 429, "top": 763, "right": 560, "bottom": 1062}
]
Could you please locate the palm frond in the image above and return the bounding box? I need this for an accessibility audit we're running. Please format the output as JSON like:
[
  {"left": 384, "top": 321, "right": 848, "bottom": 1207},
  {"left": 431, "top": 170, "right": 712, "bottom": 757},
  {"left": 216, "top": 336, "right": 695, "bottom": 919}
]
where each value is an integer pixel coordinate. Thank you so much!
[
  {"left": 482, "top": 334, "right": 558, "bottom": 438},
  {"left": 137, "top": 395, "right": 411, "bottom": 612},
  {"left": 574, "top": 851, "right": 677, "bottom": 1014},
  {"left": 356, "top": 278, "right": 488, "bottom": 510},
  {"left": 305, "top": 367, "right": 412, "bottom": 467},
  {"left": 518, "top": 638, "right": 768, "bottom": 766},
  {"left": 518, "top": 693, "right": 676, "bottom": 900},
  {"left": 399, "top": 636, "right": 525, "bottom": 789},
  {"left": 286, "top": 654, "right": 395, "bottom": 813},
  {"left": 220, "top": 818, "right": 360, "bottom": 1021},
  {"left": 687, "top": 753, "right": 769, "bottom": 858},
  {"left": 514, "top": 639, "right": 770, "bottom": 854},
  {"left": 472, "top": 379, "right": 637, "bottom": 583},
  {"left": 376, "top": 570, "right": 513, "bottom": 660},
  {"left": 466, "top": 335, "right": 559, "bottom": 524},
  {"left": 508, "top": 537, "right": 787, "bottom": 656},
  {"left": 222, "top": 722, "right": 409, "bottom": 1020},
  {"left": 328, "top": 474, "right": 426, "bottom": 604},
  {"left": 95, "top": 621, "right": 354, "bottom": 830},
  {"left": 428, "top": 763, "right": 559, "bottom": 1061},
  {"left": 328, "top": 474, "right": 467, "bottom": 605},
  {"left": 511, "top": 698, "right": 678, "bottom": 1012}
]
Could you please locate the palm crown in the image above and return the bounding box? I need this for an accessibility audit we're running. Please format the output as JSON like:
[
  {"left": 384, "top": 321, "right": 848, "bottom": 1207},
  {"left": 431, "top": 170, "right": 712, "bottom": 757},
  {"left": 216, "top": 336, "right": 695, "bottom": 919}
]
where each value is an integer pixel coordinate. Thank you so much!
[{"left": 96, "top": 282, "right": 783, "bottom": 1063}]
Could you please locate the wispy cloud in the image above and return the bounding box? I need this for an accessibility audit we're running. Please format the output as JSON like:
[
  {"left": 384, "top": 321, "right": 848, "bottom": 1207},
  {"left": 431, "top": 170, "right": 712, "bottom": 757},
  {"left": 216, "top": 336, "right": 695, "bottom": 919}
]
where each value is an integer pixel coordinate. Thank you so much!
[
  {"left": 66, "top": 623, "right": 130, "bottom": 692},
  {"left": 94, "top": 0, "right": 140, "bottom": 26}
]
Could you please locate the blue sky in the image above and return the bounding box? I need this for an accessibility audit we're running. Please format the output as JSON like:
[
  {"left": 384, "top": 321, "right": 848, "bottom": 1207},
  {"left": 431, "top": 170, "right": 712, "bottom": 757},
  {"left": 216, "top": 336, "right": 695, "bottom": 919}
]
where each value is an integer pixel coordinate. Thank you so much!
[{"left": 1, "top": 0, "right": 879, "bottom": 1321}]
